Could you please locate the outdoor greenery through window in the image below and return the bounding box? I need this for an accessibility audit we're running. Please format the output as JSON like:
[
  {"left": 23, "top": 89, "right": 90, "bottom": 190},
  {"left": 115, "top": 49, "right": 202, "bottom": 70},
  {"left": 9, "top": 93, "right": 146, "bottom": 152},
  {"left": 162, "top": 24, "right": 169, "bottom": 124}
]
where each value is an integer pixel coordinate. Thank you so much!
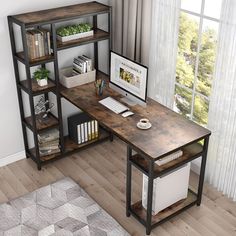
[{"left": 174, "top": 0, "right": 222, "bottom": 127}]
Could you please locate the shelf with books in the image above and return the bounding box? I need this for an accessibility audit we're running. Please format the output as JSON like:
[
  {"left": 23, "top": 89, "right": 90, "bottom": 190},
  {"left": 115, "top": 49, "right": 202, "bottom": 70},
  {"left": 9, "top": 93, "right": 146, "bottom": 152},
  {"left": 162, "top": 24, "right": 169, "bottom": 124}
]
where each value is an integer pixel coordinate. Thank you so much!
[
  {"left": 130, "top": 189, "right": 197, "bottom": 228},
  {"left": 8, "top": 1, "right": 112, "bottom": 170},
  {"left": 57, "top": 29, "right": 109, "bottom": 51},
  {"left": 19, "top": 78, "right": 56, "bottom": 95},
  {"left": 130, "top": 143, "right": 203, "bottom": 178},
  {"left": 15, "top": 52, "right": 55, "bottom": 67},
  {"left": 24, "top": 113, "right": 59, "bottom": 132},
  {"left": 28, "top": 127, "right": 110, "bottom": 162}
]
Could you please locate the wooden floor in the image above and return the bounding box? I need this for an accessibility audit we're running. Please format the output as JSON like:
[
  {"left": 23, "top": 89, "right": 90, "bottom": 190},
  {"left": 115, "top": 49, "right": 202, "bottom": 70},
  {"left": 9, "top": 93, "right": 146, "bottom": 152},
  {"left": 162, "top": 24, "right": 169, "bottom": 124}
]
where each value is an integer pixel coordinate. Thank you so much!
[{"left": 0, "top": 137, "right": 236, "bottom": 235}]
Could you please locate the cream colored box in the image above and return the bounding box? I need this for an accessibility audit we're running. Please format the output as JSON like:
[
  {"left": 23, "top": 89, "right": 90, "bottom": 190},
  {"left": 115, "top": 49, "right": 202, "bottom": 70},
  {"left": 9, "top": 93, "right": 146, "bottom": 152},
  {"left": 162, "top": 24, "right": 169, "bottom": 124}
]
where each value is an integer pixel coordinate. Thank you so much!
[
  {"left": 142, "top": 163, "right": 190, "bottom": 215},
  {"left": 59, "top": 67, "right": 96, "bottom": 88}
]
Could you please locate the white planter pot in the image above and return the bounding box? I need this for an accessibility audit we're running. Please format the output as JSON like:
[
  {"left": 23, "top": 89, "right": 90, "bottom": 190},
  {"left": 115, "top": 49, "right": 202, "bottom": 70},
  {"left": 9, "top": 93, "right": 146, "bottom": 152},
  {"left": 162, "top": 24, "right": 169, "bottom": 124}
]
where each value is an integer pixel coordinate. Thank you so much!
[
  {"left": 37, "top": 78, "right": 48, "bottom": 87},
  {"left": 57, "top": 30, "right": 94, "bottom": 42}
]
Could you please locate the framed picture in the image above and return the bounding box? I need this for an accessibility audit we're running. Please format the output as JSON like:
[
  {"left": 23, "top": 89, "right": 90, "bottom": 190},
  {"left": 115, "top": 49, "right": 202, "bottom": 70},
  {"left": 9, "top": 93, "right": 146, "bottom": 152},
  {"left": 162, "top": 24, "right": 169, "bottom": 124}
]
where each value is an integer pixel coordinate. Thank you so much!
[{"left": 110, "top": 51, "right": 148, "bottom": 102}]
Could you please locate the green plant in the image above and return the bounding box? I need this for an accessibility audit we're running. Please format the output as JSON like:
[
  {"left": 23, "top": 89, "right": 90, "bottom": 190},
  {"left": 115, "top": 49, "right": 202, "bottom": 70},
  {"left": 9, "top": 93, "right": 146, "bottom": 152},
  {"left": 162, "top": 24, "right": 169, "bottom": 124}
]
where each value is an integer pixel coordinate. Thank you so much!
[
  {"left": 33, "top": 68, "right": 50, "bottom": 81},
  {"left": 57, "top": 23, "right": 92, "bottom": 37}
]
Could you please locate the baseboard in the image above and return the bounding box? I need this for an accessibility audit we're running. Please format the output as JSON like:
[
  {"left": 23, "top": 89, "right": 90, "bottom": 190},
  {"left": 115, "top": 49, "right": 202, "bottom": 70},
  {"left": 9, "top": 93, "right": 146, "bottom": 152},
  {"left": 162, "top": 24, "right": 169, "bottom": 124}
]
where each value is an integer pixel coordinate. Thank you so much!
[{"left": 0, "top": 151, "right": 26, "bottom": 167}]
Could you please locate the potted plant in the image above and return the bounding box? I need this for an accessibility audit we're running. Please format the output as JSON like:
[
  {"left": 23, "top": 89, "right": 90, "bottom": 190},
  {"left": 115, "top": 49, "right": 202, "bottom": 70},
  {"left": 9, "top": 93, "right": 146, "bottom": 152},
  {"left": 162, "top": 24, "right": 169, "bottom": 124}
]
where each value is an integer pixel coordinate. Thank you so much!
[
  {"left": 33, "top": 68, "right": 50, "bottom": 86},
  {"left": 57, "top": 23, "right": 93, "bottom": 42}
]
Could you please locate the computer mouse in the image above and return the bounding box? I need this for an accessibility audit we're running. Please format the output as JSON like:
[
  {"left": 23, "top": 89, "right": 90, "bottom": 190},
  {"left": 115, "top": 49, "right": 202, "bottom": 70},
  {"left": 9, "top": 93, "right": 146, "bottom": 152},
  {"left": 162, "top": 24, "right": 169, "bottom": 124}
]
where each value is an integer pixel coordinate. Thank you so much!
[{"left": 122, "top": 111, "right": 134, "bottom": 117}]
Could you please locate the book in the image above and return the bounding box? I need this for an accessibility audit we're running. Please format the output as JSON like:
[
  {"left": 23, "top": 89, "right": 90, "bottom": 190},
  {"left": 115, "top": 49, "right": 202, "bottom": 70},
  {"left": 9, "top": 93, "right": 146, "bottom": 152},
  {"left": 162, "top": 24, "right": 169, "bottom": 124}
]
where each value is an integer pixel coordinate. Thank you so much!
[
  {"left": 88, "top": 122, "right": 91, "bottom": 141},
  {"left": 26, "top": 28, "right": 51, "bottom": 60},
  {"left": 38, "top": 128, "right": 59, "bottom": 143},
  {"left": 84, "top": 122, "right": 88, "bottom": 142},
  {"left": 81, "top": 123, "right": 85, "bottom": 143},
  {"left": 77, "top": 124, "right": 81, "bottom": 144},
  {"left": 81, "top": 55, "right": 93, "bottom": 72},
  {"left": 95, "top": 120, "right": 98, "bottom": 138},
  {"left": 38, "top": 139, "right": 59, "bottom": 148},
  {"left": 156, "top": 150, "right": 183, "bottom": 166},
  {"left": 68, "top": 113, "right": 99, "bottom": 144},
  {"left": 91, "top": 120, "right": 95, "bottom": 139},
  {"left": 39, "top": 148, "right": 60, "bottom": 157},
  {"left": 73, "top": 57, "right": 86, "bottom": 74}
]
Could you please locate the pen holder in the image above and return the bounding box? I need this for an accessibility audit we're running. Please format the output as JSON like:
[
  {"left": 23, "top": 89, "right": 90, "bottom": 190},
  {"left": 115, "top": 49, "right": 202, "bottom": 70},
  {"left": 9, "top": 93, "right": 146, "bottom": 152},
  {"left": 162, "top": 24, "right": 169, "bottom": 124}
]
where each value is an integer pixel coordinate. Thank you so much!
[{"left": 94, "top": 79, "right": 105, "bottom": 96}]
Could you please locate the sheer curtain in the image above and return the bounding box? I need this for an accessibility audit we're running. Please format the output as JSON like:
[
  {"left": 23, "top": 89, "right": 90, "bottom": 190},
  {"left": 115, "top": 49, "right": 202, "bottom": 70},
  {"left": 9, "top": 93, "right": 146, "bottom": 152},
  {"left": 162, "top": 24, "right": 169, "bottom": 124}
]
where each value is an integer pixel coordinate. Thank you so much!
[
  {"left": 206, "top": 0, "right": 236, "bottom": 200},
  {"left": 148, "top": 0, "right": 181, "bottom": 108},
  {"left": 109, "top": 0, "right": 151, "bottom": 65}
]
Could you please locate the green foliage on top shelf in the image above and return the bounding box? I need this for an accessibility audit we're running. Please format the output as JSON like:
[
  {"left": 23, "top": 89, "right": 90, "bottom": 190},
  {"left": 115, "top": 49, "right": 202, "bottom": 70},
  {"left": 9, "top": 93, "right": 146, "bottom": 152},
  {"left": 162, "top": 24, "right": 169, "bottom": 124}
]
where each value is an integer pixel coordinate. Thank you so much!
[
  {"left": 33, "top": 68, "right": 50, "bottom": 81},
  {"left": 57, "top": 23, "right": 92, "bottom": 37}
]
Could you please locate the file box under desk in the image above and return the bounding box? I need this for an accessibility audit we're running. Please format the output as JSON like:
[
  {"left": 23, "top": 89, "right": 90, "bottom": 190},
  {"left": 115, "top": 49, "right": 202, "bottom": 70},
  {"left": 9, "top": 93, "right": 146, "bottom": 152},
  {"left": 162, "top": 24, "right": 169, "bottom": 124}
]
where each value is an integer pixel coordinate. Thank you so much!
[
  {"left": 68, "top": 113, "right": 99, "bottom": 144},
  {"left": 142, "top": 163, "right": 190, "bottom": 215},
  {"left": 60, "top": 67, "right": 96, "bottom": 88}
]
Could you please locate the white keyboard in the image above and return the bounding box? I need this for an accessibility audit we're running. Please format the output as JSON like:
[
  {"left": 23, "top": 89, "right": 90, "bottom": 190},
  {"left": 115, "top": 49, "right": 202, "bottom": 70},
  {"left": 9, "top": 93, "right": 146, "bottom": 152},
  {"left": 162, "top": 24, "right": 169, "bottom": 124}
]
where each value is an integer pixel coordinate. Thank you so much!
[{"left": 99, "top": 97, "right": 129, "bottom": 114}]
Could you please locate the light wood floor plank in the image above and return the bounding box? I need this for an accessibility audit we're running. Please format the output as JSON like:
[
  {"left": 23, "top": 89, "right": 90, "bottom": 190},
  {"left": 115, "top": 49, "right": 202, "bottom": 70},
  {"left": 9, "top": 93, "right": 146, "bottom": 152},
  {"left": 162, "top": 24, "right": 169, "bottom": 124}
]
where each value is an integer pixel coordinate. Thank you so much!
[{"left": 0, "top": 137, "right": 236, "bottom": 236}]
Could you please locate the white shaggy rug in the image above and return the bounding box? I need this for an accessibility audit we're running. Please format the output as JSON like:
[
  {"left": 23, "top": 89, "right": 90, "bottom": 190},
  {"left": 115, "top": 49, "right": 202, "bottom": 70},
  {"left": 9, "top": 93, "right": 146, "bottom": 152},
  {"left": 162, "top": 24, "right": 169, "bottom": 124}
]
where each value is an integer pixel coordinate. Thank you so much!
[{"left": 0, "top": 177, "right": 130, "bottom": 236}]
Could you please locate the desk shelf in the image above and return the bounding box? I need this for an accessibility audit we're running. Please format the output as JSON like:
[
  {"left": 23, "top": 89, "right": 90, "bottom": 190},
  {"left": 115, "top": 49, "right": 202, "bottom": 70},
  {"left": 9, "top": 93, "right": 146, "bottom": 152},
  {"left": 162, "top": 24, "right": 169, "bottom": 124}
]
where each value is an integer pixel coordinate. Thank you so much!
[
  {"left": 19, "top": 78, "right": 56, "bottom": 96},
  {"left": 24, "top": 113, "right": 59, "bottom": 132},
  {"left": 130, "top": 143, "right": 203, "bottom": 178},
  {"left": 130, "top": 189, "right": 197, "bottom": 228},
  {"left": 9, "top": 1, "right": 112, "bottom": 170},
  {"left": 57, "top": 29, "right": 109, "bottom": 51},
  {"left": 15, "top": 52, "right": 55, "bottom": 67},
  {"left": 28, "top": 128, "right": 110, "bottom": 163}
]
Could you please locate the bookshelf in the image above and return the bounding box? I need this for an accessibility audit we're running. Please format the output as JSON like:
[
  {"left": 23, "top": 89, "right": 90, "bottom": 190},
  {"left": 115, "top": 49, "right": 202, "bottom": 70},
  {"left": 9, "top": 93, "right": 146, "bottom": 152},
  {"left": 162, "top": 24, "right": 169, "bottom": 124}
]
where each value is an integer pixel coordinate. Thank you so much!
[{"left": 8, "top": 1, "right": 112, "bottom": 170}]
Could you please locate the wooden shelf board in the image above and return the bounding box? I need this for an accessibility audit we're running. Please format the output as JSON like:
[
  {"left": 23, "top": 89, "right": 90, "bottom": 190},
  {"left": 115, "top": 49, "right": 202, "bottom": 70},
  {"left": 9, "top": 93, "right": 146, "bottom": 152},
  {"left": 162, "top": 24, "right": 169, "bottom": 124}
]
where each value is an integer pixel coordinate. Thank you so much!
[
  {"left": 63, "top": 128, "right": 110, "bottom": 153},
  {"left": 57, "top": 29, "right": 110, "bottom": 50},
  {"left": 131, "top": 143, "right": 203, "bottom": 176},
  {"left": 20, "top": 78, "right": 56, "bottom": 94},
  {"left": 25, "top": 113, "right": 59, "bottom": 131},
  {"left": 12, "top": 2, "right": 110, "bottom": 26},
  {"left": 16, "top": 52, "right": 55, "bottom": 66},
  {"left": 29, "top": 128, "right": 109, "bottom": 162},
  {"left": 130, "top": 189, "right": 197, "bottom": 225}
]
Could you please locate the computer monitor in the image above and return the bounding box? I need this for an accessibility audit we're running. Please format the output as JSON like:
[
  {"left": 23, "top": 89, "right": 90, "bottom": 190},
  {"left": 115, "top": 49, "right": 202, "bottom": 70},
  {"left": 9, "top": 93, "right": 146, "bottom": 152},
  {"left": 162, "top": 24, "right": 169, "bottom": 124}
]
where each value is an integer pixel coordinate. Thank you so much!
[{"left": 109, "top": 51, "right": 148, "bottom": 106}]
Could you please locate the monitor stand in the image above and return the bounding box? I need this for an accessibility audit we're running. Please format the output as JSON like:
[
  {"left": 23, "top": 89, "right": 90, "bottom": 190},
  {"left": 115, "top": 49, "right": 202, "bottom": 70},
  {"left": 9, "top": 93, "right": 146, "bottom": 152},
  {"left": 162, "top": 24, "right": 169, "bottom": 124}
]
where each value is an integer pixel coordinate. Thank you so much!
[{"left": 109, "top": 83, "right": 147, "bottom": 107}]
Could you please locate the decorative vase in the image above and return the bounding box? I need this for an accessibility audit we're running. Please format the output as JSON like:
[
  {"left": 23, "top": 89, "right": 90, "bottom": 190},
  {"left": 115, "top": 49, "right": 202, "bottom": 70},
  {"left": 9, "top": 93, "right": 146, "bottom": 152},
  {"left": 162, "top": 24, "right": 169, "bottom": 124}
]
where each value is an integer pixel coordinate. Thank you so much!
[{"left": 37, "top": 78, "right": 48, "bottom": 86}]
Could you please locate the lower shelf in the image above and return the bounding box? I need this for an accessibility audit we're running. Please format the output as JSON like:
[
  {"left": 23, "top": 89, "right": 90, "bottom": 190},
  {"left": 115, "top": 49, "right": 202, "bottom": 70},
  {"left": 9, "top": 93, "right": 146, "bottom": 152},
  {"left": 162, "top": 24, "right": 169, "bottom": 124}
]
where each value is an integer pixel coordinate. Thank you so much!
[
  {"left": 28, "top": 128, "right": 110, "bottom": 163},
  {"left": 130, "top": 189, "right": 197, "bottom": 227}
]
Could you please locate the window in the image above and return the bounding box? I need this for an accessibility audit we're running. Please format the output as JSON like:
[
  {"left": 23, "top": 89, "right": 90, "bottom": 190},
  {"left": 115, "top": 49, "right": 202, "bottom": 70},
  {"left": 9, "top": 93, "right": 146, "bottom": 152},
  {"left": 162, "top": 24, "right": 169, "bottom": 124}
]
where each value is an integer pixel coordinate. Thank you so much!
[{"left": 174, "top": 0, "right": 222, "bottom": 127}]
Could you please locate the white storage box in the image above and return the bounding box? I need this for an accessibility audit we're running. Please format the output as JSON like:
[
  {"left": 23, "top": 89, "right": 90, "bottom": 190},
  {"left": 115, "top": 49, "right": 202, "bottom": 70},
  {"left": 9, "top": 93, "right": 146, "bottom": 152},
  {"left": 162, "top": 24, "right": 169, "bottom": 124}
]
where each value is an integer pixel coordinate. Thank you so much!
[
  {"left": 60, "top": 67, "right": 96, "bottom": 88},
  {"left": 142, "top": 163, "right": 190, "bottom": 215},
  {"left": 57, "top": 30, "right": 94, "bottom": 42}
]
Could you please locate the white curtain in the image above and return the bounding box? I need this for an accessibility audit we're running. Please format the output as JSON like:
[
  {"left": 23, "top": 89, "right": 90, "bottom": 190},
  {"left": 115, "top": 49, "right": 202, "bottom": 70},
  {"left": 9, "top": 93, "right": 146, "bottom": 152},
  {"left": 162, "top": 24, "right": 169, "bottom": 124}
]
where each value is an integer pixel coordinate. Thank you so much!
[
  {"left": 148, "top": 0, "right": 181, "bottom": 108},
  {"left": 206, "top": 0, "right": 236, "bottom": 200},
  {"left": 109, "top": 0, "right": 151, "bottom": 65}
]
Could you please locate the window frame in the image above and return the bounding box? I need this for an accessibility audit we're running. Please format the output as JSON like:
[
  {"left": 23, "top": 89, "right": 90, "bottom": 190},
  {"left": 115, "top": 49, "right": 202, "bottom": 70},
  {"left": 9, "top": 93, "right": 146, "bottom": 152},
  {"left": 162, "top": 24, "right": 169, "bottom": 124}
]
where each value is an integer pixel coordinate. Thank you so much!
[{"left": 175, "top": 0, "right": 220, "bottom": 125}]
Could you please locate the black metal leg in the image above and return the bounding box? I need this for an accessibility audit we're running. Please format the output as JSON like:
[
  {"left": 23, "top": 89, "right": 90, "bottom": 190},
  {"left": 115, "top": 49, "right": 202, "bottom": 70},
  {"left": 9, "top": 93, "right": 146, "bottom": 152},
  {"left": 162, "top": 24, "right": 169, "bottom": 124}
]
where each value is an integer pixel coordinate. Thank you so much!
[
  {"left": 93, "top": 15, "right": 98, "bottom": 70},
  {"left": 37, "top": 163, "right": 42, "bottom": 171},
  {"left": 146, "top": 160, "right": 154, "bottom": 235},
  {"left": 109, "top": 132, "right": 114, "bottom": 142},
  {"left": 126, "top": 145, "right": 132, "bottom": 217},
  {"left": 197, "top": 136, "right": 209, "bottom": 206}
]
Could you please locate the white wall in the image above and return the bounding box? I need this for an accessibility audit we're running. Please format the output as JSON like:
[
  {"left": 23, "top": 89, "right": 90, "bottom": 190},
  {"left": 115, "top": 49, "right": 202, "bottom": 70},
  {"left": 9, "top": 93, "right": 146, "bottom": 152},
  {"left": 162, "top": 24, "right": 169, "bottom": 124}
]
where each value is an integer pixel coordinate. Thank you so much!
[{"left": 0, "top": 0, "right": 109, "bottom": 162}]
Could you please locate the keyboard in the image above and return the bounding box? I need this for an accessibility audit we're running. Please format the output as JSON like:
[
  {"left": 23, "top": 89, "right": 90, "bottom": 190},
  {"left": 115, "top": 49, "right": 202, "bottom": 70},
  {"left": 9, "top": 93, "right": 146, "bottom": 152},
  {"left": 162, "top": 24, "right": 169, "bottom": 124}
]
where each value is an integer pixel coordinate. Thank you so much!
[{"left": 99, "top": 97, "right": 129, "bottom": 114}]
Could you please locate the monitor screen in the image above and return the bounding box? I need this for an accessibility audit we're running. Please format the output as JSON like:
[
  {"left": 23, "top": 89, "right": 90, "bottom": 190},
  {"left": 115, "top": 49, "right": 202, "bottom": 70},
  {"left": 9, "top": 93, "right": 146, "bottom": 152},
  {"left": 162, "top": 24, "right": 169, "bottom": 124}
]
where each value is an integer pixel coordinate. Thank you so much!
[{"left": 110, "top": 51, "right": 148, "bottom": 102}]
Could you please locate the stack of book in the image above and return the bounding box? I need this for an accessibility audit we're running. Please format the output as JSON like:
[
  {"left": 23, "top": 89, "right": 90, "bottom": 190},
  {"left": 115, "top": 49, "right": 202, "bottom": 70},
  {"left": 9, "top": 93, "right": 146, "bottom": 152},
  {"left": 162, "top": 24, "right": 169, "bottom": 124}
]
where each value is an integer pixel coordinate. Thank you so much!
[
  {"left": 72, "top": 55, "right": 93, "bottom": 76},
  {"left": 155, "top": 150, "right": 183, "bottom": 166},
  {"left": 68, "top": 113, "right": 99, "bottom": 145},
  {"left": 38, "top": 128, "right": 60, "bottom": 156},
  {"left": 26, "top": 28, "right": 51, "bottom": 60}
]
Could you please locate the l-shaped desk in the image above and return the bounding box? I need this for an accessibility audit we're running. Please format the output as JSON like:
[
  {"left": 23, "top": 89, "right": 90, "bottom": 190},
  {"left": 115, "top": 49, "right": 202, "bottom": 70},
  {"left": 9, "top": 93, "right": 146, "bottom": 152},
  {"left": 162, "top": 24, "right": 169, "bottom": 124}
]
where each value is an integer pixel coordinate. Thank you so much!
[{"left": 60, "top": 71, "right": 211, "bottom": 235}]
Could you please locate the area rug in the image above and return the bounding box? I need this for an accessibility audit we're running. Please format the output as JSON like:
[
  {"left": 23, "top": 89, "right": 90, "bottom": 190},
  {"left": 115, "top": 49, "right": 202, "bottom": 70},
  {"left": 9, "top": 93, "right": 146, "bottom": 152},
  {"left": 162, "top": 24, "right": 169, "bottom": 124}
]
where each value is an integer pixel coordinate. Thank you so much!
[{"left": 0, "top": 177, "right": 130, "bottom": 236}]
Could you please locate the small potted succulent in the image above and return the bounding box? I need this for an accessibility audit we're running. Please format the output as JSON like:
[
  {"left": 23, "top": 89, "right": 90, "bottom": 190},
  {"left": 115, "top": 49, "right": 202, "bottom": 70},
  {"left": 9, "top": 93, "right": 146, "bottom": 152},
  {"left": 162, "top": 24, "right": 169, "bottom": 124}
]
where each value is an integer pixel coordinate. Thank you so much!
[
  {"left": 33, "top": 68, "right": 50, "bottom": 86},
  {"left": 57, "top": 23, "right": 93, "bottom": 42}
]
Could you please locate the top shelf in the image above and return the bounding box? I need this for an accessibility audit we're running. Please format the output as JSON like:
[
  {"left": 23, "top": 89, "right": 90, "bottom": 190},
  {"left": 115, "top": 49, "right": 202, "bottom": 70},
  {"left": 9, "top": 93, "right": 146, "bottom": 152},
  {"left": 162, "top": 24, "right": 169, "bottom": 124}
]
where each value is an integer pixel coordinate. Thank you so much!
[{"left": 11, "top": 1, "right": 110, "bottom": 27}]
